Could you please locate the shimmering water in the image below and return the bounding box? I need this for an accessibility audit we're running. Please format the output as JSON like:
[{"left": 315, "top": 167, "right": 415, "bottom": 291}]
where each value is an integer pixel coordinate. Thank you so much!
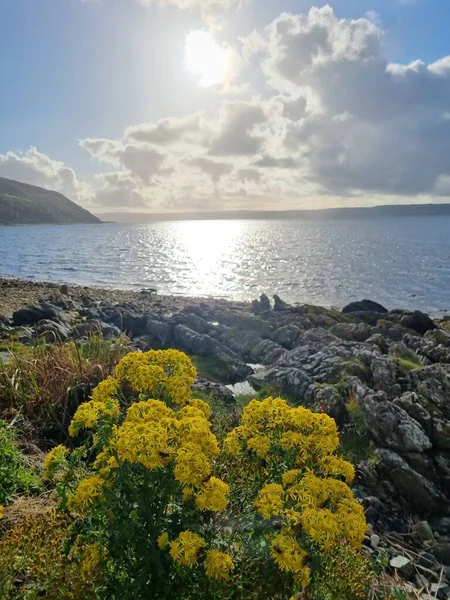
[{"left": 1, "top": 217, "right": 450, "bottom": 314}]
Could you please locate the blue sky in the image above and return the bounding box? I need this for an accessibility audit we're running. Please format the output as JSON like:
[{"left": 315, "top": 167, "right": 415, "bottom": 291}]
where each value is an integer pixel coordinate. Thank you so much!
[{"left": 0, "top": 0, "right": 449, "bottom": 213}]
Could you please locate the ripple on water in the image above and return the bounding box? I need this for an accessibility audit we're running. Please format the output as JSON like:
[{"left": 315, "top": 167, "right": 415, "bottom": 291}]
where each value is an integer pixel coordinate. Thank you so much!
[{"left": 0, "top": 218, "right": 450, "bottom": 314}]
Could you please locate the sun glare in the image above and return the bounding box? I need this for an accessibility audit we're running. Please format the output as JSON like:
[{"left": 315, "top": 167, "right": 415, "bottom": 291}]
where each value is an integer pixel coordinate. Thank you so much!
[{"left": 184, "top": 30, "right": 229, "bottom": 88}]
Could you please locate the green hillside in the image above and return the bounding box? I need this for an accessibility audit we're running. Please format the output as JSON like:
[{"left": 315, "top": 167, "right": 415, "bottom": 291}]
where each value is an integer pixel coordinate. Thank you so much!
[{"left": 0, "top": 177, "right": 101, "bottom": 225}]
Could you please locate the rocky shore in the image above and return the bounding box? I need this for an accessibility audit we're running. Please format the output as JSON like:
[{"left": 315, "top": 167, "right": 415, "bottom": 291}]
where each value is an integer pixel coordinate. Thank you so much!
[{"left": 3, "top": 277, "right": 450, "bottom": 595}]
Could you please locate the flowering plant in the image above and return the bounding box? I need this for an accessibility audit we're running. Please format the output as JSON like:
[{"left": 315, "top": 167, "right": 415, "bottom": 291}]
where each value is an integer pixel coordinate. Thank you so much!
[{"left": 44, "top": 349, "right": 368, "bottom": 599}]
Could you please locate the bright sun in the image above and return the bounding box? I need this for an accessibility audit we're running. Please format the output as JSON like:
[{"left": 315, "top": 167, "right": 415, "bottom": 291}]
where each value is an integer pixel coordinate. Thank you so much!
[{"left": 184, "top": 31, "right": 229, "bottom": 88}]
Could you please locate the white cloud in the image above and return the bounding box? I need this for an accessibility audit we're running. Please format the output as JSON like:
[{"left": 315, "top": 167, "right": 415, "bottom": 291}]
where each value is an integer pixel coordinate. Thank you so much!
[
  {"left": 0, "top": 147, "right": 93, "bottom": 205},
  {"left": 9, "top": 5, "right": 450, "bottom": 213}
]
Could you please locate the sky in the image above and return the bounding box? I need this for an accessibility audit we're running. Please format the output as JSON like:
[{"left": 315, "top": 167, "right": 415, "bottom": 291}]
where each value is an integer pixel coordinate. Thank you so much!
[{"left": 1, "top": 0, "right": 450, "bottom": 215}]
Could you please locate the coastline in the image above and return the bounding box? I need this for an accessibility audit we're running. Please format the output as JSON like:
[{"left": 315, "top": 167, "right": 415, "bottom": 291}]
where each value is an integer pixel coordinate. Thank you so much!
[{"left": 0, "top": 276, "right": 248, "bottom": 318}]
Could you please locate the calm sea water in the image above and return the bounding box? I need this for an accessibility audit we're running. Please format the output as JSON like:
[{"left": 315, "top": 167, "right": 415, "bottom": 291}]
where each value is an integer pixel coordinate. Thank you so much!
[{"left": 1, "top": 217, "right": 450, "bottom": 315}]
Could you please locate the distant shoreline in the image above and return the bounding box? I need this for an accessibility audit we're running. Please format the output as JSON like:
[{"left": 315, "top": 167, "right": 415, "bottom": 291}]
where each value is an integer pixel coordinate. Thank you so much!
[{"left": 96, "top": 203, "right": 450, "bottom": 223}]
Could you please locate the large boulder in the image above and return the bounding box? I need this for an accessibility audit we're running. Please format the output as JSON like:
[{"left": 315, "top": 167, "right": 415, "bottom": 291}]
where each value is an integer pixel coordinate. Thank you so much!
[
  {"left": 342, "top": 299, "right": 388, "bottom": 315},
  {"left": 35, "top": 319, "right": 70, "bottom": 342},
  {"left": 13, "top": 303, "right": 68, "bottom": 326},
  {"left": 70, "top": 320, "right": 121, "bottom": 339},
  {"left": 145, "top": 317, "right": 172, "bottom": 348},
  {"left": 271, "top": 324, "right": 303, "bottom": 349},
  {"left": 399, "top": 311, "right": 437, "bottom": 336},
  {"left": 376, "top": 449, "right": 447, "bottom": 515},
  {"left": 360, "top": 392, "right": 432, "bottom": 453}
]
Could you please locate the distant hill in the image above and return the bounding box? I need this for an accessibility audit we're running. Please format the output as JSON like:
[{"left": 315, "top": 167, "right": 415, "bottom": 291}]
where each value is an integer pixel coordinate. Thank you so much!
[
  {"left": 0, "top": 177, "right": 101, "bottom": 225},
  {"left": 98, "top": 203, "right": 450, "bottom": 223}
]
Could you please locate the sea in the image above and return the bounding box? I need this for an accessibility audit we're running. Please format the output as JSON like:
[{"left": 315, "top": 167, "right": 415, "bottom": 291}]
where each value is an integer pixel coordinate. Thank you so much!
[{"left": 1, "top": 216, "right": 450, "bottom": 315}]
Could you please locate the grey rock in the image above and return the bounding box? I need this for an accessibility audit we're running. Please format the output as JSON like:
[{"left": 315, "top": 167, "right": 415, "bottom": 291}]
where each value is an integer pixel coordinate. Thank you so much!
[
  {"left": 432, "top": 544, "right": 450, "bottom": 566},
  {"left": 145, "top": 318, "right": 172, "bottom": 348},
  {"left": 400, "top": 311, "right": 437, "bottom": 335},
  {"left": 360, "top": 392, "right": 432, "bottom": 453},
  {"left": 330, "top": 322, "right": 372, "bottom": 342},
  {"left": 271, "top": 324, "right": 302, "bottom": 349},
  {"left": 342, "top": 299, "right": 388, "bottom": 314},
  {"left": 192, "top": 378, "right": 236, "bottom": 405},
  {"left": 13, "top": 303, "right": 67, "bottom": 326},
  {"left": 377, "top": 449, "right": 447, "bottom": 515},
  {"left": 430, "top": 582, "right": 450, "bottom": 600},
  {"left": 71, "top": 320, "right": 121, "bottom": 339},
  {"left": 370, "top": 534, "right": 380, "bottom": 549},
  {"left": 251, "top": 299, "right": 261, "bottom": 315},
  {"left": 390, "top": 555, "right": 415, "bottom": 579},
  {"left": 417, "top": 551, "right": 438, "bottom": 569},
  {"left": 260, "top": 294, "right": 271, "bottom": 312},
  {"left": 35, "top": 319, "right": 70, "bottom": 342},
  {"left": 413, "top": 521, "right": 435, "bottom": 541},
  {"left": 273, "top": 295, "right": 291, "bottom": 311}
]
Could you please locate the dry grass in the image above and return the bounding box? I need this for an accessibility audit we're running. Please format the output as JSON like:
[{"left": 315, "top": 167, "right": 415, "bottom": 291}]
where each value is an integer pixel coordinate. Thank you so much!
[
  {"left": 370, "top": 570, "right": 442, "bottom": 600},
  {"left": 0, "top": 333, "right": 130, "bottom": 444},
  {"left": 0, "top": 492, "right": 57, "bottom": 533}
]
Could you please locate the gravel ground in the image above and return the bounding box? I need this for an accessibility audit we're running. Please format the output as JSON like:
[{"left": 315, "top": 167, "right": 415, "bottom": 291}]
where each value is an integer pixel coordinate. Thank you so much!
[{"left": 0, "top": 277, "right": 246, "bottom": 317}]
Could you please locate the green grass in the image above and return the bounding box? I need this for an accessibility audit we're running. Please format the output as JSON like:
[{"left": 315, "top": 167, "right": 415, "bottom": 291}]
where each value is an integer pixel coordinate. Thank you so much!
[{"left": 394, "top": 356, "right": 424, "bottom": 372}]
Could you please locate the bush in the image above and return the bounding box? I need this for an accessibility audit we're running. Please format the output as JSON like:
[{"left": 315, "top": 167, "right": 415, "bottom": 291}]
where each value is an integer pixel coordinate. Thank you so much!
[
  {"left": 0, "top": 421, "right": 40, "bottom": 504},
  {"left": 40, "top": 349, "right": 369, "bottom": 599}
]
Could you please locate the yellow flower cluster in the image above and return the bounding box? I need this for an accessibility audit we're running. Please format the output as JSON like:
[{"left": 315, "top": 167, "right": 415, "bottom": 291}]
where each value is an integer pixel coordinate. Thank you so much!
[
  {"left": 163, "top": 531, "right": 234, "bottom": 580},
  {"left": 0, "top": 505, "right": 3, "bottom": 520},
  {"left": 69, "top": 398, "right": 120, "bottom": 437},
  {"left": 72, "top": 475, "right": 104, "bottom": 511},
  {"left": 42, "top": 444, "right": 68, "bottom": 480},
  {"left": 204, "top": 549, "right": 234, "bottom": 580},
  {"left": 195, "top": 477, "right": 229, "bottom": 512},
  {"left": 225, "top": 397, "right": 340, "bottom": 462},
  {"left": 115, "top": 349, "right": 196, "bottom": 406},
  {"left": 224, "top": 397, "right": 367, "bottom": 581},
  {"left": 169, "top": 531, "right": 207, "bottom": 567},
  {"left": 66, "top": 351, "right": 228, "bottom": 514},
  {"left": 270, "top": 532, "right": 309, "bottom": 585},
  {"left": 80, "top": 543, "right": 104, "bottom": 579}
]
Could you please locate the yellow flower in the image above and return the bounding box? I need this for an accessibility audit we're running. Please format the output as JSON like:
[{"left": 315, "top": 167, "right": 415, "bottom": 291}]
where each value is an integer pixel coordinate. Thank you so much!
[
  {"left": 114, "top": 420, "right": 172, "bottom": 470},
  {"left": 157, "top": 532, "right": 170, "bottom": 549},
  {"left": 91, "top": 376, "right": 119, "bottom": 403},
  {"left": 169, "top": 531, "right": 206, "bottom": 567},
  {"left": 195, "top": 477, "right": 229, "bottom": 512},
  {"left": 282, "top": 469, "right": 302, "bottom": 487},
  {"left": 0, "top": 505, "right": 3, "bottom": 520},
  {"left": 301, "top": 508, "right": 340, "bottom": 551},
  {"left": 204, "top": 550, "right": 234, "bottom": 580},
  {"left": 247, "top": 435, "right": 271, "bottom": 459},
  {"left": 73, "top": 476, "right": 104, "bottom": 510},
  {"left": 254, "top": 483, "right": 284, "bottom": 520},
  {"left": 296, "top": 566, "right": 311, "bottom": 588},
  {"left": 42, "top": 444, "right": 68, "bottom": 480},
  {"left": 81, "top": 543, "right": 104, "bottom": 579},
  {"left": 188, "top": 398, "right": 211, "bottom": 419},
  {"left": 174, "top": 444, "right": 211, "bottom": 486},
  {"left": 182, "top": 487, "right": 195, "bottom": 501},
  {"left": 270, "top": 533, "right": 307, "bottom": 574},
  {"left": 69, "top": 399, "right": 120, "bottom": 437},
  {"left": 319, "top": 455, "right": 355, "bottom": 484},
  {"left": 223, "top": 430, "right": 242, "bottom": 456}
]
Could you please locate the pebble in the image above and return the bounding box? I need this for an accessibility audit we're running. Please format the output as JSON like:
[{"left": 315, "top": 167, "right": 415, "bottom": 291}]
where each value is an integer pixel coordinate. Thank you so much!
[
  {"left": 413, "top": 520, "right": 435, "bottom": 541},
  {"left": 390, "top": 555, "right": 415, "bottom": 580},
  {"left": 370, "top": 534, "right": 380, "bottom": 549}
]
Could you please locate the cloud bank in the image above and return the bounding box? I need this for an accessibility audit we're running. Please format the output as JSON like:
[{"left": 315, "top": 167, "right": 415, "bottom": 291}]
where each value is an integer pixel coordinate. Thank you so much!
[{"left": 3, "top": 5, "right": 450, "bottom": 212}]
